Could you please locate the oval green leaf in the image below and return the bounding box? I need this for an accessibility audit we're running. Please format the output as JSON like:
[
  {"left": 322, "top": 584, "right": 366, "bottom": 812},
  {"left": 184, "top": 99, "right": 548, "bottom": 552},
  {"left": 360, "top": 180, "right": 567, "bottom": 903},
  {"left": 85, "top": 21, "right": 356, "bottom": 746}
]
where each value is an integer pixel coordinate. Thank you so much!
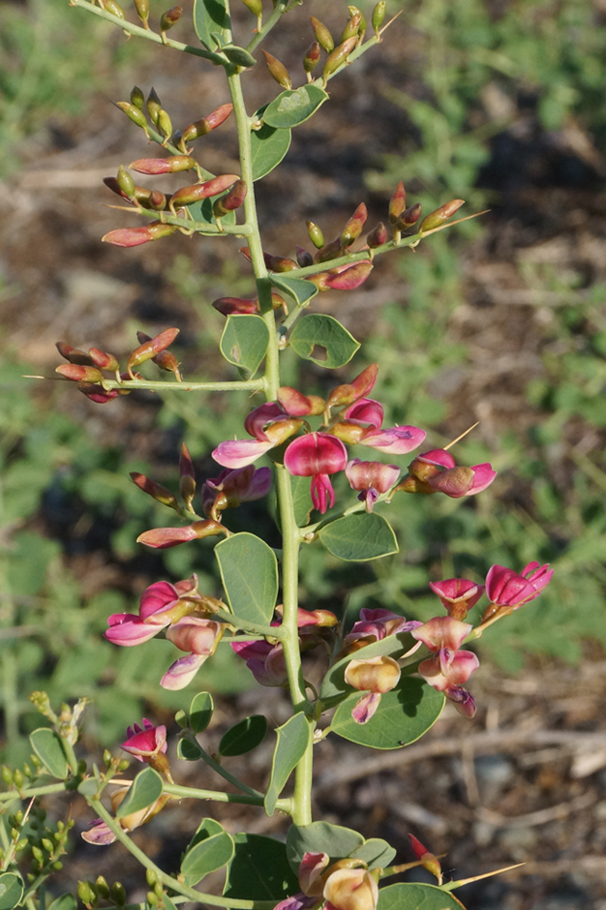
[
  {"left": 331, "top": 677, "right": 445, "bottom": 750},
  {"left": 29, "top": 728, "right": 69, "bottom": 779},
  {"left": 286, "top": 822, "right": 363, "bottom": 873},
  {"left": 215, "top": 532, "right": 278, "bottom": 627},
  {"left": 349, "top": 838, "right": 396, "bottom": 869},
  {"left": 182, "top": 819, "right": 235, "bottom": 885},
  {"left": 220, "top": 315, "right": 269, "bottom": 379},
  {"left": 378, "top": 883, "right": 467, "bottom": 910},
  {"left": 251, "top": 123, "right": 292, "bottom": 181},
  {"left": 224, "top": 834, "right": 299, "bottom": 900},
  {"left": 264, "top": 713, "right": 312, "bottom": 816},
  {"left": 219, "top": 715, "right": 267, "bottom": 757},
  {"left": 319, "top": 512, "right": 398, "bottom": 561},
  {"left": 187, "top": 198, "right": 236, "bottom": 232},
  {"left": 222, "top": 45, "right": 256, "bottom": 67},
  {"left": 193, "top": 0, "right": 231, "bottom": 50},
  {"left": 289, "top": 314, "right": 360, "bottom": 368},
  {"left": 177, "top": 738, "right": 204, "bottom": 762},
  {"left": 190, "top": 691, "right": 214, "bottom": 734},
  {"left": 115, "top": 766, "right": 163, "bottom": 819},
  {"left": 269, "top": 274, "right": 318, "bottom": 307},
  {"left": 263, "top": 85, "right": 329, "bottom": 129},
  {"left": 291, "top": 474, "right": 313, "bottom": 527},
  {"left": 0, "top": 873, "right": 24, "bottom": 910}
]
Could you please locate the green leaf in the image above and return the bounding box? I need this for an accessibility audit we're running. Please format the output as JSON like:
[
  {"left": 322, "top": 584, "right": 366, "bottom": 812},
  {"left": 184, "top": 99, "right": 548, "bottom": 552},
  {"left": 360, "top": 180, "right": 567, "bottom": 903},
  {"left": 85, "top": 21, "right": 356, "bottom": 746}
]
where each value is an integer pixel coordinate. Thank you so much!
[
  {"left": 77, "top": 779, "right": 100, "bottom": 798},
  {"left": 251, "top": 123, "right": 292, "bottom": 181},
  {"left": 269, "top": 274, "right": 318, "bottom": 307},
  {"left": 349, "top": 839, "right": 396, "bottom": 869},
  {"left": 187, "top": 198, "right": 236, "bottom": 231},
  {"left": 29, "top": 728, "right": 69, "bottom": 779},
  {"left": 319, "top": 512, "right": 398, "bottom": 561},
  {"left": 47, "top": 895, "right": 77, "bottom": 910},
  {"left": 220, "top": 315, "right": 269, "bottom": 379},
  {"left": 215, "top": 532, "right": 278, "bottom": 627},
  {"left": 190, "top": 691, "right": 214, "bottom": 734},
  {"left": 115, "top": 767, "right": 163, "bottom": 819},
  {"left": 264, "top": 713, "right": 312, "bottom": 816},
  {"left": 291, "top": 474, "right": 313, "bottom": 526},
  {"left": 177, "top": 738, "right": 204, "bottom": 762},
  {"left": 181, "top": 819, "right": 235, "bottom": 885},
  {"left": 263, "top": 85, "right": 329, "bottom": 129},
  {"left": 224, "top": 834, "right": 299, "bottom": 900},
  {"left": 378, "top": 883, "right": 466, "bottom": 910},
  {"left": 286, "top": 822, "right": 363, "bottom": 872},
  {"left": 193, "top": 0, "right": 231, "bottom": 50},
  {"left": 222, "top": 45, "right": 256, "bottom": 67},
  {"left": 289, "top": 314, "right": 360, "bottom": 368},
  {"left": 321, "top": 631, "right": 421, "bottom": 702},
  {"left": 219, "top": 715, "right": 267, "bottom": 757},
  {"left": 0, "top": 873, "right": 24, "bottom": 910},
  {"left": 331, "top": 678, "right": 445, "bottom": 750}
]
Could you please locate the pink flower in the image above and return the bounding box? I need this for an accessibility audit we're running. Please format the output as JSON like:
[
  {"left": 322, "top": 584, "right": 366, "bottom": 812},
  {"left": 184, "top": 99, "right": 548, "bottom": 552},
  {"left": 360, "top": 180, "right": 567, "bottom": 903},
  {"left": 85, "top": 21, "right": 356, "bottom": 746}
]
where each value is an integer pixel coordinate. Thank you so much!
[
  {"left": 344, "top": 398, "right": 384, "bottom": 428},
  {"left": 201, "top": 465, "right": 271, "bottom": 520},
  {"left": 429, "top": 578, "right": 485, "bottom": 621},
  {"left": 345, "top": 459, "right": 400, "bottom": 511},
  {"left": 161, "top": 617, "right": 224, "bottom": 690},
  {"left": 412, "top": 617, "right": 479, "bottom": 717},
  {"left": 485, "top": 562, "right": 553, "bottom": 609},
  {"left": 231, "top": 638, "right": 288, "bottom": 687},
  {"left": 404, "top": 448, "right": 496, "bottom": 498},
  {"left": 324, "top": 868, "right": 378, "bottom": 910},
  {"left": 344, "top": 655, "right": 401, "bottom": 724},
  {"left": 105, "top": 578, "right": 198, "bottom": 647},
  {"left": 343, "top": 608, "right": 421, "bottom": 651},
  {"left": 213, "top": 403, "right": 303, "bottom": 469},
  {"left": 284, "top": 433, "right": 348, "bottom": 514},
  {"left": 358, "top": 425, "right": 426, "bottom": 456},
  {"left": 121, "top": 718, "right": 167, "bottom": 763}
]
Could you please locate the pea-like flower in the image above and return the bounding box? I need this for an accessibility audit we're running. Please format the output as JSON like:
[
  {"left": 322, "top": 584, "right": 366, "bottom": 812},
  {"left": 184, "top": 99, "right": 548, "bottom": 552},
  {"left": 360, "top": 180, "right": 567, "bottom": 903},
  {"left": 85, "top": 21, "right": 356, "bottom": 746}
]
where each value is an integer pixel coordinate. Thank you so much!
[
  {"left": 483, "top": 561, "right": 553, "bottom": 621},
  {"left": 412, "top": 617, "right": 479, "bottom": 717},
  {"left": 429, "top": 577, "right": 485, "bottom": 621},
  {"left": 343, "top": 607, "right": 422, "bottom": 653},
  {"left": 401, "top": 448, "right": 496, "bottom": 498},
  {"left": 161, "top": 616, "right": 224, "bottom": 690},
  {"left": 284, "top": 433, "right": 348, "bottom": 514},
  {"left": 344, "top": 655, "right": 401, "bottom": 724},
  {"left": 201, "top": 465, "right": 272, "bottom": 521},
  {"left": 213, "top": 402, "right": 303, "bottom": 469},
  {"left": 121, "top": 718, "right": 170, "bottom": 777},
  {"left": 324, "top": 867, "right": 379, "bottom": 910},
  {"left": 231, "top": 638, "right": 288, "bottom": 688},
  {"left": 345, "top": 459, "right": 400, "bottom": 511},
  {"left": 105, "top": 577, "right": 201, "bottom": 647}
]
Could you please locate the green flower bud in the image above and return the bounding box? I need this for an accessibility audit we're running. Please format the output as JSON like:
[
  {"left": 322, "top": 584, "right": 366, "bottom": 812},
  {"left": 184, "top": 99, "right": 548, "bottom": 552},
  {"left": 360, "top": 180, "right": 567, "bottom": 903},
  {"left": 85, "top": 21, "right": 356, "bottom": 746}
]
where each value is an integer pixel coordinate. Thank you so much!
[
  {"left": 31, "top": 755, "right": 41, "bottom": 768},
  {"left": 240, "top": 0, "right": 262, "bottom": 15},
  {"left": 306, "top": 220, "right": 324, "bottom": 249},
  {"left": 110, "top": 882, "right": 127, "bottom": 906},
  {"left": 153, "top": 882, "right": 164, "bottom": 899},
  {"left": 303, "top": 41, "right": 321, "bottom": 75},
  {"left": 41, "top": 838, "right": 54, "bottom": 853},
  {"left": 419, "top": 198, "right": 465, "bottom": 232},
  {"left": 130, "top": 86, "right": 145, "bottom": 109},
  {"left": 117, "top": 165, "right": 135, "bottom": 199},
  {"left": 104, "top": 0, "right": 125, "bottom": 19},
  {"left": 133, "top": 0, "right": 150, "bottom": 27},
  {"left": 16, "top": 839, "right": 28, "bottom": 853},
  {"left": 78, "top": 882, "right": 96, "bottom": 906},
  {"left": 118, "top": 759, "right": 130, "bottom": 771},
  {"left": 349, "top": 6, "right": 367, "bottom": 36},
  {"left": 262, "top": 50, "right": 292, "bottom": 89},
  {"left": 157, "top": 109, "right": 173, "bottom": 140},
  {"left": 12, "top": 769, "right": 24, "bottom": 789},
  {"left": 1, "top": 765, "right": 13, "bottom": 786},
  {"left": 116, "top": 102, "right": 150, "bottom": 135},
  {"left": 160, "top": 6, "right": 183, "bottom": 31},
  {"left": 146, "top": 87, "right": 162, "bottom": 125},
  {"left": 310, "top": 16, "right": 334, "bottom": 53},
  {"left": 22, "top": 763, "right": 32, "bottom": 778},
  {"left": 32, "top": 846, "right": 44, "bottom": 863},
  {"left": 341, "top": 12, "right": 362, "bottom": 43},
  {"left": 372, "top": 1, "right": 386, "bottom": 37},
  {"left": 53, "top": 861, "right": 63, "bottom": 871},
  {"left": 147, "top": 893, "right": 158, "bottom": 907},
  {"left": 96, "top": 877, "right": 110, "bottom": 899},
  {"left": 146, "top": 869, "right": 158, "bottom": 887},
  {"left": 322, "top": 37, "right": 357, "bottom": 86}
]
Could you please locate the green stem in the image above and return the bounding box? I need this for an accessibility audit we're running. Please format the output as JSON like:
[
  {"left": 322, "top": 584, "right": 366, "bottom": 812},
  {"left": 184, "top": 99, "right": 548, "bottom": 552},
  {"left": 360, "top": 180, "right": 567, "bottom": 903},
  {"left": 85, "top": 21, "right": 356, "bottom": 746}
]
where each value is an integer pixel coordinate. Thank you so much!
[
  {"left": 89, "top": 798, "right": 276, "bottom": 910},
  {"left": 81, "top": 378, "right": 265, "bottom": 393},
  {"left": 227, "top": 70, "right": 279, "bottom": 400},
  {"left": 164, "top": 782, "right": 291, "bottom": 813},
  {"left": 213, "top": 607, "right": 284, "bottom": 640},
  {"left": 246, "top": 0, "right": 288, "bottom": 53},
  {"left": 190, "top": 740, "right": 263, "bottom": 798},
  {"left": 130, "top": 208, "right": 252, "bottom": 235},
  {"left": 70, "top": 0, "right": 226, "bottom": 64},
  {"left": 0, "top": 783, "right": 68, "bottom": 803}
]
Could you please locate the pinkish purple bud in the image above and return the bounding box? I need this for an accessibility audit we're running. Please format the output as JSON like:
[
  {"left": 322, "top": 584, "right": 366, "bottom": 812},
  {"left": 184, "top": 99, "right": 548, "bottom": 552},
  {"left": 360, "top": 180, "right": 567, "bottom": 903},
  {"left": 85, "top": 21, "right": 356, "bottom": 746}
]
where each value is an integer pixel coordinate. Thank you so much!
[
  {"left": 88, "top": 347, "right": 119, "bottom": 372},
  {"left": 102, "top": 222, "right": 178, "bottom": 247},
  {"left": 296, "top": 246, "right": 314, "bottom": 268},
  {"left": 56, "top": 342, "right": 94, "bottom": 366},
  {"left": 127, "top": 327, "right": 179, "bottom": 377},
  {"left": 429, "top": 578, "right": 485, "bottom": 621},
  {"left": 130, "top": 472, "right": 178, "bottom": 509},
  {"left": 483, "top": 562, "right": 553, "bottom": 618},
  {"left": 324, "top": 260, "right": 373, "bottom": 290},
  {"left": 341, "top": 203, "right": 368, "bottom": 248},
  {"left": 397, "top": 203, "right": 422, "bottom": 230},
  {"left": 388, "top": 181, "right": 406, "bottom": 224},
  {"left": 78, "top": 383, "right": 122, "bottom": 404},
  {"left": 213, "top": 179, "right": 247, "bottom": 216},
  {"left": 56, "top": 363, "right": 103, "bottom": 383},
  {"left": 170, "top": 174, "right": 239, "bottom": 210},
  {"left": 212, "top": 296, "right": 260, "bottom": 316},
  {"left": 136, "top": 519, "right": 225, "bottom": 549},
  {"left": 366, "top": 222, "right": 387, "bottom": 248},
  {"left": 327, "top": 364, "right": 378, "bottom": 410},
  {"left": 130, "top": 155, "right": 197, "bottom": 175}
]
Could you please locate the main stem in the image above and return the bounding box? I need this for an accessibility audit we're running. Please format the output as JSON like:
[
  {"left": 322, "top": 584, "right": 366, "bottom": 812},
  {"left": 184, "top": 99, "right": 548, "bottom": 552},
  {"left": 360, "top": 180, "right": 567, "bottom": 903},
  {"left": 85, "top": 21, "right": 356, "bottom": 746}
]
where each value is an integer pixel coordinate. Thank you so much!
[{"left": 228, "top": 68, "right": 313, "bottom": 826}]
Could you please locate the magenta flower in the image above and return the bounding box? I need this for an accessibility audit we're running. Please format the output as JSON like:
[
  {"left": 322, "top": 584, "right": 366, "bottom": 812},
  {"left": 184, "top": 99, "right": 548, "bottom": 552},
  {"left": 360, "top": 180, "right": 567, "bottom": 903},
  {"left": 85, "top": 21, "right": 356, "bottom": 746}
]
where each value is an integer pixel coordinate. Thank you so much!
[
  {"left": 412, "top": 617, "right": 480, "bottom": 717},
  {"left": 284, "top": 433, "right": 348, "bottom": 514},
  {"left": 213, "top": 402, "right": 303, "bottom": 469},
  {"left": 161, "top": 617, "right": 224, "bottom": 690},
  {"left": 484, "top": 561, "right": 553, "bottom": 620},
  {"left": 403, "top": 448, "right": 496, "bottom": 498},
  {"left": 136, "top": 519, "right": 225, "bottom": 549},
  {"left": 231, "top": 638, "right": 288, "bottom": 687},
  {"left": 429, "top": 578, "right": 485, "bottom": 621},
  {"left": 121, "top": 718, "right": 167, "bottom": 763},
  {"left": 345, "top": 459, "right": 400, "bottom": 511},
  {"left": 343, "top": 607, "right": 422, "bottom": 651},
  {"left": 201, "top": 465, "right": 272, "bottom": 520},
  {"left": 344, "top": 398, "right": 384, "bottom": 428},
  {"left": 105, "top": 578, "right": 199, "bottom": 647},
  {"left": 359, "top": 424, "right": 426, "bottom": 455}
]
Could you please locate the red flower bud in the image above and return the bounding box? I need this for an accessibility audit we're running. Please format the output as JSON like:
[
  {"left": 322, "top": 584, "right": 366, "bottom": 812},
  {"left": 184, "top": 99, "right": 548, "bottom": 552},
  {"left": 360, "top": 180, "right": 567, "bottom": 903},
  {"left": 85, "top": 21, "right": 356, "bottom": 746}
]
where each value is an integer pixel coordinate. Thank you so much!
[
  {"left": 101, "top": 222, "right": 178, "bottom": 247},
  {"left": 129, "top": 155, "right": 197, "bottom": 175},
  {"left": 327, "top": 364, "right": 378, "bottom": 409},
  {"left": 56, "top": 342, "right": 94, "bottom": 366},
  {"left": 388, "top": 180, "right": 406, "bottom": 224},
  {"left": 136, "top": 520, "right": 225, "bottom": 549},
  {"left": 341, "top": 202, "right": 368, "bottom": 248},
  {"left": 160, "top": 5, "right": 182, "bottom": 31},
  {"left": 128, "top": 328, "right": 179, "bottom": 377},
  {"left": 179, "top": 104, "right": 233, "bottom": 149},
  {"left": 170, "top": 174, "right": 239, "bottom": 210},
  {"left": 213, "top": 179, "right": 247, "bottom": 216},
  {"left": 88, "top": 348, "right": 119, "bottom": 372},
  {"left": 130, "top": 473, "right": 178, "bottom": 509},
  {"left": 324, "top": 259, "right": 373, "bottom": 290},
  {"left": 56, "top": 364, "right": 103, "bottom": 383},
  {"left": 303, "top": 41, "right": 321, "bottom": 75},
  {"left": 212, "top": 296, "right": 260, "bottom": 316},
  {"left": 366, "top": 222, "right": 387, "bottom": 247}
]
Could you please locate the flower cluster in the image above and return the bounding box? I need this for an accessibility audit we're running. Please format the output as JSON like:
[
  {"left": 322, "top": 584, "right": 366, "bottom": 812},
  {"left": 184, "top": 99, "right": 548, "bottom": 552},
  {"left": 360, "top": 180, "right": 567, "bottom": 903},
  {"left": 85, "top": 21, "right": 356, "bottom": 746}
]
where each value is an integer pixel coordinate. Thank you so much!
[{"left": 276, "top": 852, "right": 379, "bottom": 910}]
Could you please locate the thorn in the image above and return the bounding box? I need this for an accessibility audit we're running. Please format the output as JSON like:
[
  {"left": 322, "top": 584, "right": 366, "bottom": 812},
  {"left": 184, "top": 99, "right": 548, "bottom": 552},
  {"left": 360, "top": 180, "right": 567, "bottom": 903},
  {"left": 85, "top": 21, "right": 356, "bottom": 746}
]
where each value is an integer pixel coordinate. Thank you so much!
[
  {"left": 444, "top": 422, "right": 480, "bottom": 450},
  {"left": 378, "top": 8, "right": 403, "bottom": 36},
  {"left": 442, "top": 863, "right": 526, "bottom": 892}
]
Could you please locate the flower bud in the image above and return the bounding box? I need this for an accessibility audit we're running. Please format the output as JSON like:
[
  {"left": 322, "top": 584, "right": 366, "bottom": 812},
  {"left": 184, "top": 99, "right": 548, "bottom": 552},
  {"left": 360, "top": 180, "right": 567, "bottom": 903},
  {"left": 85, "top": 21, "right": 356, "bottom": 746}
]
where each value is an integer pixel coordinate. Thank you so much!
[
  {"left": 348, "top": 6, "right": 367, "bottom": 37},
  {"left": 397, "top": 202, "right": 422, "bottom": 230},
  {"left": 179, "top": 104, "right": 233, "bottom": 150},
  {"left": 324, "top": 260, "right": 373, "bottom": 290},
  {"left": 157, "top": 109, "right": 173, "bottom": 140},
  {"left": 101, "top": 222, "right": 178, "bottom": 247},
  {"left": 133, "top": 0, "right": 149, "bottom": 27},
  {"left": 212, "top": 296, "right": 260, "bottom": 316},
  {"left": 306, "top": 220, "right": 324, "bottom": 249},
  {"left": 130, "top": 155, "right": 197, "bottom": 175},
  {"left": 105, "top": 0, "right": 125, "bottom": 18},
  {"left": 170, "top": 174, "right": 239, "bottom": 210},
  {"left": 146, "top": 87, "right": 162, "bottom": 125},
  {"left": 408, "top": 835, "right": 442, "bottom": 884},
  {"left": 420, "top": 199, "right": 465, "bottom": 232},
  {"left": 88, "top": 348, "right": 119, "bottom": 372},
  {"left": 56, "top": 364, "right": 103, "bottom": 383},
  {"left": 213, "top": 179, "right": 247, "bottom": 216},
  {"left": 160, "top": 5, "right": 182, "bottom": 31},
  {"left": 341, "top": 202, "right": 368, "bottom": 248},
  {"left": 315, "top": 237, "right": 342, "bottom": 263},
  {"left": 366, "top": 222, "right": 387, "bottom": 247},
  {"left": 323, "top": 868, "right": 378, "bottom": 910},
  {"left": 265, "top": 254, "right": 298, "bottom": 272},
  {"left": 127, "top": 327, "right": 179, "bottom": 376},
  {"left": 296, "top": 246, "right": 313, "bottom": 267},
  {"left": 303, "top": 41, "right": 321, "bottom": 75},
  {"left": 78, "top": 383, "right": 121, "bottom": 404},
  {"left": 130, "top": 473, "right": 178, "bottom": 509},
  {"left": 179, "top": 442, "right": 196, "bottom": 507},
  {"left": 372, "top": 1, "right": 386, "bottom": 37},
  {"left": 77, "top": 882, "right": 96, "bottom": 905},
  {"left": 110, "top": 883, "right": 127, "bottom": 906},
  {"left": 323, "top": 37, "right": 357, "bottom": 85},
  {"left": 130, "top": 86, "right": 145, "bottom": 109},
  {"left": 117, "top": 165, "right": 135, "bottom": 199},
  {"left": 56, "top": 342, "right": 94, "bottom": 366},
  {"left": 136, "top": 519, "right": 225, "bottom": 549},
  {"left": 327, "top": 363, "right": 378, "bottom": 409},
  {"left": 388, "top": 180, "right": 406, "bottom": 224},
  {"left": 310, "top": 16, "right": 334, "bottom": 53},
  {"left": 341, "top": 12, "right": 362, "bottom": 43},
  {"left": 262, "top": 51, "right": 292, "bottom": 89},
  {"left": 116, "top": 102, "right": 149, "bottom": 135},
  {"left": 95, "top": 877, "right": 110, "bottom": 900},
  {"left": 240, "top": 0, "right": 263, "bottom": 14}
]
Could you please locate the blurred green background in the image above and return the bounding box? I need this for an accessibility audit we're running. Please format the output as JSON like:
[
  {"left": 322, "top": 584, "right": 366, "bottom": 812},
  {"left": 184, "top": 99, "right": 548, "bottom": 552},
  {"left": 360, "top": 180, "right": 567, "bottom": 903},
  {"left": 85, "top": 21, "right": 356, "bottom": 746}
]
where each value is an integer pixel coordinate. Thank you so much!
[{"left": 1, "top": 0, "right": 606, "bottom": 765}]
